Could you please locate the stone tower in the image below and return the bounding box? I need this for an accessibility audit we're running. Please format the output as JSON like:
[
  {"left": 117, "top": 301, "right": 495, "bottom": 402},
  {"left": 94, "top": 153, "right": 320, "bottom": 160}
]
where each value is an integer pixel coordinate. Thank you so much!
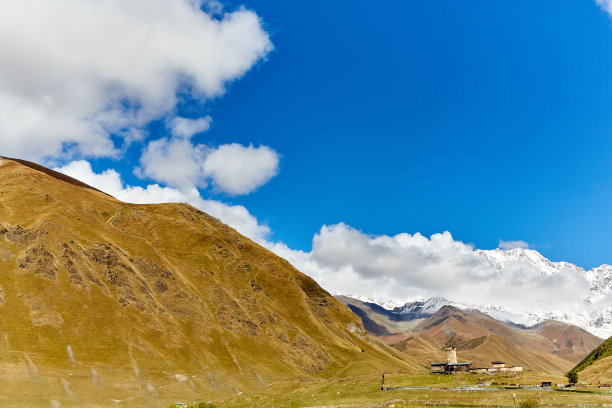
[{"left": 445, "top": 347, "right": 457, "bottom": 364}]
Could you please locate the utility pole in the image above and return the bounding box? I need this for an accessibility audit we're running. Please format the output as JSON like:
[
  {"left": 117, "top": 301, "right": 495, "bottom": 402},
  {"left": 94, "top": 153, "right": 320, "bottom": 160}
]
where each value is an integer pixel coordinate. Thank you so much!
[{"left": 381, "top": 371, "right": 388, "bottom": 390}]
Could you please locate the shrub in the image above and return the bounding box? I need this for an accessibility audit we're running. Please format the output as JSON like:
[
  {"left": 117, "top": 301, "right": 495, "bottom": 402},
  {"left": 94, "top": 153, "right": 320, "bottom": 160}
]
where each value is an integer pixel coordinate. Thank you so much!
[
  {"left": 518, "top": 399, "right": 540, "bottom": 408},
  {"left": 566, "top": 371, "right": 578, "bottom": 384}
]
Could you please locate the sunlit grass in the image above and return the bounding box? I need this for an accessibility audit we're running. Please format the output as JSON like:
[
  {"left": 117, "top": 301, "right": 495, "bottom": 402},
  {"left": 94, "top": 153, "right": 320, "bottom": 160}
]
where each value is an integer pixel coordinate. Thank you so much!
[{"left": 218, "top": 372, "right": 611, "bottom": 408}]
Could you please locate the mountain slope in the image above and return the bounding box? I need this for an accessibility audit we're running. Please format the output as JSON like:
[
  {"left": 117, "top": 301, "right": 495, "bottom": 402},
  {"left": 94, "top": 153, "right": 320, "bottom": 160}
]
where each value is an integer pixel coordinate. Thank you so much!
[
  {"left": 0, "top": 157, "right": 414, "bottom": 407},
  {"left": 530, "top": 320, "right": 603, "bottom": 363},
  {"left": 568, "top": 336, "right": 612, "bottom": 383},
  {"left": 577, "top": 356, "right": 612, "bottom": 384}
]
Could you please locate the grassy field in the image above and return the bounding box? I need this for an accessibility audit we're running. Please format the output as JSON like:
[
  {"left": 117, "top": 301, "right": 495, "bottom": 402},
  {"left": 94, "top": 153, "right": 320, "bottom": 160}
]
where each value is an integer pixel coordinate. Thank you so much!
[{"left": 209, "top": 372, "right": 612, "bottom": 408}]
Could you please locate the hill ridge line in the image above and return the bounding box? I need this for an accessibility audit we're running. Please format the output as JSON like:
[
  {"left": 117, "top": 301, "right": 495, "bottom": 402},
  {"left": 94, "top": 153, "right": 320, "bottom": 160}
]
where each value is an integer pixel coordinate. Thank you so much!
[{"left": 0, "top": 156, "right": 115, "bottom": 198}]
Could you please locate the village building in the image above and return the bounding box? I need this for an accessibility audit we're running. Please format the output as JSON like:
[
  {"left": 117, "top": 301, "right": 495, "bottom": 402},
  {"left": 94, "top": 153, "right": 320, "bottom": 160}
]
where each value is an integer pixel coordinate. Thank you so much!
[
  {"left": 469, "top": 363, "right": 523, "bottom": 374},
  {"left": 430, "top": 347, "right": 472, "bottom": 373},
  {"left": 430, "top": 348, "right": 522, "bottom": 374}
]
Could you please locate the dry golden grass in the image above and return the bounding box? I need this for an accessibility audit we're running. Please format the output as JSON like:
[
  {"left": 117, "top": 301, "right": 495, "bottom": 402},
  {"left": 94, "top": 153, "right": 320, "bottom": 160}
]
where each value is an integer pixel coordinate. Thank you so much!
[
  {"left": 0, "top": 158, "right": 418, "bottom": 407},
  {"left": 579, "top": 355, "right": 612, "bottom": 384}
]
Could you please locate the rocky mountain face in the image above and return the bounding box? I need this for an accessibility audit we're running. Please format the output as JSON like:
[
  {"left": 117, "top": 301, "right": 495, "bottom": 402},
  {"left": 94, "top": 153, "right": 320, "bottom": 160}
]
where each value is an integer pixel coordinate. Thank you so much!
[
  {"left": 392, "top": 297, "right": 454, "bottom": 318},
  {"left": 337, "top": 297, "right": 604, "bottom": 376},
  {"left": 0, "top": 157, "right": 413, "bottom": 407}
]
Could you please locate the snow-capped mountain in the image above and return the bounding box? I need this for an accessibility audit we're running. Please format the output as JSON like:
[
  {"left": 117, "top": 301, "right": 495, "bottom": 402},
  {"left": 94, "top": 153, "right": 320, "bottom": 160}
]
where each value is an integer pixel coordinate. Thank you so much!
[
  {"left": 476, "top": 248, "right": 612, "bottom": 304},
  {"left": 332, "top": 292, "right": 406, "bottom": 311},
  {"left": 585, "top": 264, "right": 612, "bottom": 303},
  {"left": 385, "top": 248, "right": 612, "bottom": 338},
  {"left": 392, "top": 297, "right": 462, "bottom": 317},
  {"left": 475, "top": 248, "right": 584, "bottom": 276}
]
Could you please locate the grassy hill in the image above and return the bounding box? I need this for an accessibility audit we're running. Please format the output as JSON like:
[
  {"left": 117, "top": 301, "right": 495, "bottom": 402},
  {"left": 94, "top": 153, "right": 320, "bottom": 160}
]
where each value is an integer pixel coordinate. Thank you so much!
[
  {"left": 568, "top": 336, "right": 612, "bottom": 383},
  {"left": 0, "top": 157, "right": 416, "bottom": 407}
]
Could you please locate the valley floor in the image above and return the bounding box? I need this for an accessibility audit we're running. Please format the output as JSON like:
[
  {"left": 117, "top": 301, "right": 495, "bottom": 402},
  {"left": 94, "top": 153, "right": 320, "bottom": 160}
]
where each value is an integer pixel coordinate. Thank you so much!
[
  {"left": 0, "top": 368, "right": 610, "bottom": 407},
  {"left": 217, "top": 373, "right": 612, "bottom": 408}
]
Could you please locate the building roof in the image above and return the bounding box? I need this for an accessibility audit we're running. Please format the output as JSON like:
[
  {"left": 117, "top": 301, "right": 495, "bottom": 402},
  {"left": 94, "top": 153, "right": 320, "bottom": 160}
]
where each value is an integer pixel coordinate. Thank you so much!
[
  {"left": 491, "top": 361, "right": 505, "bottom": 364},
  {"left": 448, "top": 362, "right": 471, "bottom": 366},
  {"left": 431, "top": 363, "right": 447, "bottom": 366}
]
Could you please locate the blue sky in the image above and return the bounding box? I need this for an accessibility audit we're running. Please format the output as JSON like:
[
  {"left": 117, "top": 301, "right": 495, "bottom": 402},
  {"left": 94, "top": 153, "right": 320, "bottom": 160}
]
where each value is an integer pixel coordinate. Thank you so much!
[
  {"left": 128, "top": 0, "right": 612, "bottom": 269},
  {"left": 233, "top": 0, "right": 612, "bottom": 269},
  {"left": 2, "top": 0, "right": 612, "bottom": 312}
]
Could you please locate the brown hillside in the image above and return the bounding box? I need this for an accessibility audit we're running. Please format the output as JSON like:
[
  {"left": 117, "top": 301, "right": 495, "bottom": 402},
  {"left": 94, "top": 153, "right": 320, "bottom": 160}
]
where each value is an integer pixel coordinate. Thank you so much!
[
  {"left": 406, "top": 306, "right": 577, "bottom": 374},
  {"left": 0, "top": 157, "right": 415, "bottom": 407},
  {"left": 531, "top": 320, "right": 603, "bottom": 363}
]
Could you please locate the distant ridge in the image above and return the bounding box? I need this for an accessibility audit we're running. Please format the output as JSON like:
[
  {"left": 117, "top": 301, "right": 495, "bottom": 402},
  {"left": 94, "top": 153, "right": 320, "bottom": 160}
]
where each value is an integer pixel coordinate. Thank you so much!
[{"left": 337, "top": 296, "right": 604, "bottom": 375}]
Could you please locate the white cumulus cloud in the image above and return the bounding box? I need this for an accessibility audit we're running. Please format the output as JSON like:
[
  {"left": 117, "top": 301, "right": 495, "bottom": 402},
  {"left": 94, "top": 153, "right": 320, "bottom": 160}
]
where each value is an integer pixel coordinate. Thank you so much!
[
  {"left": 0, "top": 0, "right": 272, "bottom": 161},
  {"left": 137, "top": 137, "right": 209, "bottom": 191},
  {"left": 203, "top": 143, "right": 280, "bottom": 195},
  {"left": 138, "top": 140, "right": 279, "bottom": 195},
  {"left": 170, "top": 116, "right": 212, "bottom": 139}
]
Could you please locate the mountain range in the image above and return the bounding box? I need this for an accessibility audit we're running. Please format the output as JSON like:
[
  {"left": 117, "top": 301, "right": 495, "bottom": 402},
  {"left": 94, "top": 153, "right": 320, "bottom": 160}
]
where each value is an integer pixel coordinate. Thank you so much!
[
  {"left": 336, "top": 296, "right": 604, "bottom": 376},
  {"left": 344, "top": 248, "right": 612, "bottom": 338}
]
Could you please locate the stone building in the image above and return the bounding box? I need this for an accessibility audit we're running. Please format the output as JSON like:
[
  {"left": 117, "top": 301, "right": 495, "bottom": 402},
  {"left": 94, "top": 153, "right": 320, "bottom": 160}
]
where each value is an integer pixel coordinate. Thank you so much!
[{"left": 430, "top": 350, "right": 522, "bottom": 374}]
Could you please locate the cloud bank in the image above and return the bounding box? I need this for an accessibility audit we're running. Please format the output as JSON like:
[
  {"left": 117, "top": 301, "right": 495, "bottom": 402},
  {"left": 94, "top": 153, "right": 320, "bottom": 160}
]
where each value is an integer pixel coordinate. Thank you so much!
[
  {"left": 0, "top": 0, "right": 272, "bottom": 161},
  {"left": 273, "top": 224, "right": 591, "bottom": 316}
]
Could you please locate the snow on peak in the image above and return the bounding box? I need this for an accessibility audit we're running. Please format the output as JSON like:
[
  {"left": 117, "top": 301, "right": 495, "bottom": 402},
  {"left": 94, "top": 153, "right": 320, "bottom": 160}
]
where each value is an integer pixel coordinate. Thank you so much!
[
  {"left": 475, "top": 248, "right": 584, "bottom": 276},
  {"left": 392, "top": 297, "right": 460, "bottom": 316}
]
